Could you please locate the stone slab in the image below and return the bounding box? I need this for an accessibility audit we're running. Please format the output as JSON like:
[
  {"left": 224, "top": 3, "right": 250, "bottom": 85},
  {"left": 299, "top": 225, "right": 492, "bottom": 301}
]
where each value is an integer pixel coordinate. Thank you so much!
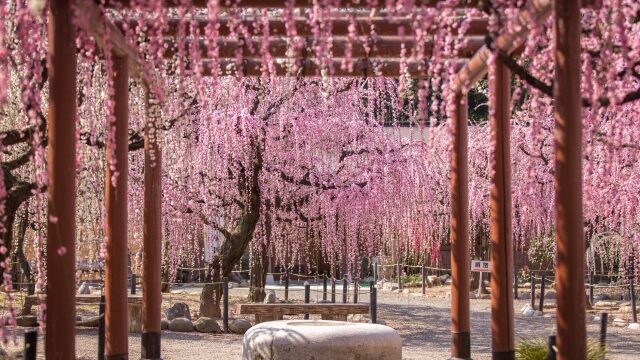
[{"left": 242, "top": 320, "right": 402, "bottom": 360}]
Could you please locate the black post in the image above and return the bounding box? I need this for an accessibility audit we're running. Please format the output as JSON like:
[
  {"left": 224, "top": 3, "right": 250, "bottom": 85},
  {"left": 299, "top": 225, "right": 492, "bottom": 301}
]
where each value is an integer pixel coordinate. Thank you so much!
[
  {"left": 539, "top": 274, "right": 546, "bottom": 312},
  {"left": 23, "top": 328, "right": 37, "bottom": 360},
  {"left": 590, "top": 271, "right": 595, "bottom": 307},
  {"left": 353, "top": 279, "right": 359, "bottom": 303},
  {"left": 304, "top": 281, "right": 310, "bottom": 320},
  {"left": 547, "top": 335, "right": 556, "bottom": 360},
  {"left": 284, "top": 269, "right": 289, "bottom": 301},
  {"left": 331, "top": 278, "right": 336, "bottom": 303},
  {"left": 630, "top": 274, "right": 637, "bottom": 323},
  {"left": 422, "top": 263, "right": 426, "bottom": 295},
  {"left": 397, "top": 263, "right": 402, "bottom": 291},
  {"left": 370, "top": 281, "right": 377, "bottom": 324},
  {"left": 530, "top": 273, "right": 536, "bottom": 309},
  {"left": 98, "top": 295, "right": 105, "bottom": 360},
  {"left": 130, "top": 273, "right": 136, "bottom": 295},
  {"left": 223, "top": 277, "right": 229, "bottom": 332},
  {"left": 599, "top": 312, "right": 608, "bottom": 354},
  {"left": 323, "top": 271, "right": 328, "bottom": 301},
  {"left": 514, "top": 267, "right": 519, "bottom": 300},
  {"left": 342, "top": 276, "right": 348, "bottom": 303}
]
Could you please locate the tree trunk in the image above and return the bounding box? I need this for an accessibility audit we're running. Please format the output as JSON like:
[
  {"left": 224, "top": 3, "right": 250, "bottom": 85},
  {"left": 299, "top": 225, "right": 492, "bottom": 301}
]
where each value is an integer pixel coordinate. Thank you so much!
[
  {"left": 200, "top": 261, "right": 222, "bottom": 318},
  {"left": 13, "top": 205, "right": 32, "bottom": 292},
  {"left": 248, "top": 243, "right": 268, "bottom": 302},
  {"left": 161, "top": 236, "right": 171, "bottom": 293}
]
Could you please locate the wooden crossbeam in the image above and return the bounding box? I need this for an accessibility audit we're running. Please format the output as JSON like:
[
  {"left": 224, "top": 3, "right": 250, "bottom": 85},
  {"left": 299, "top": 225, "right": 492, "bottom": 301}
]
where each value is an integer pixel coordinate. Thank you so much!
[
  {"left": 163, "top": 36, "right": 484, "bottom": 59},
  {"left": 116, "top": 16, "right": 489, "bottom": 38},
  {"left": 196, "top": 57, "right": 466, "bottom": 77},
  {"left": 237, "top": 303, "right": 370, "bottom": 316},
  {"left": 74, "top": 0, "right": 157, "bottom": 88},
  {"left": 106, "top": 0, "right": 480, "bottom": 9}
]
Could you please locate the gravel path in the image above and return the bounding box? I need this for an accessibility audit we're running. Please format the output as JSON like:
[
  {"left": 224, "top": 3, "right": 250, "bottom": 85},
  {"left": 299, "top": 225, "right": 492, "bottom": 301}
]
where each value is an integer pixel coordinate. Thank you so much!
[{"left": 2, "top": 285, "right": 639, "bottom": 359}]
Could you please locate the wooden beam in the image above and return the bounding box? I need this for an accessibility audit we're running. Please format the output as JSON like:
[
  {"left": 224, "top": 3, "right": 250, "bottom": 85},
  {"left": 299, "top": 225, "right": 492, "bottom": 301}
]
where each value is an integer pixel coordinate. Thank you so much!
[
  {"left": 106, "top": 0, "right": 481, "bottom": 9},
  {"left": 116, "top": 16, "right": 489, "bottom": 38},
  {"left": 196, "top": 58, "right": 466, "bottom": 77},
  {"left": 164, "top": 36, "right": 484, "bottom": 59},
  {"left": 73, "top": 0, "right": 157, "bottom": 88}
]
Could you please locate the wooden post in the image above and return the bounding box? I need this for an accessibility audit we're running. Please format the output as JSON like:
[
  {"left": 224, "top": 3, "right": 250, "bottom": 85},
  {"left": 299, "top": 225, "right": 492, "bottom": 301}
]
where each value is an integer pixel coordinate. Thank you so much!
[
  {"left": 24, "top": 329, "right": 37, "bottom": 360},
  {"left": 630, "top": 272, "right": 637, "bottom": 323},
  {"left": 47, "top": 1, "right": 77, "bottom": 357},
  {"left": 422, "top": 263, "right": 426, "bottom": 295},
  {"left": 104, "top": 55, "right": 130, "bottom": 360},
  {"left": 323, "top": 271, "right": 328, "bottom": 301},
  {"left": 343, "top": 276, "right": 348, "bottom": 303},
  {"left": 539, "top": 274, "right": 546, "bottom": 312},
  {"left": 284, "top": 270, "right": 289, "bottom": 301},
  {"left": 370, "top": 281, "right": 377, "bottom": 324},
  {"left": 599, "top": 312, "right": 608, "bottom": 353},
  {"left": 589, "top": 271, "right": 594, "bottom": 307},
  {"left": 450, "top": 92, "right": 471, "bottom": 360},
  {"left": 142, "top": 91, "right": 163, "bottom": 360},
  {"left": 531, "top": 274, "right": 536, "bottom": 309},
  {"left": 304, "top": 281, "right": 310, "bottom": 319},
  {"left": 554, "top": 0, "right": 586, "bottom": 358},
  {"left": 331, "top": 279, "right": 336, "bottom": 303},
  {"left": 397, "top": 263, "right": 402, "bottom": 291},
  {"left": 223, "top": 277, "right": 229, "bottom": 331},
  {"left": 130, "top": 273, "right": 137, "bottom": 295},
  {"left": 489, "top": 56, "right": 515, "bottom": 358},
  {"left": 547, "top": 335, "right": 557, "bottom": 360},
  {"left": 99, "top": 295, "right": 106, "bottom": 360}
]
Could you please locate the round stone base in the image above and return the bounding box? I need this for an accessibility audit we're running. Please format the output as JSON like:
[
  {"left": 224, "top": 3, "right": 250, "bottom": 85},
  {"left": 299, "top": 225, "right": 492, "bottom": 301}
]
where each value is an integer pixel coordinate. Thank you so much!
[{"left": 242, "top": 320, "right": 402, "bottom": 360}]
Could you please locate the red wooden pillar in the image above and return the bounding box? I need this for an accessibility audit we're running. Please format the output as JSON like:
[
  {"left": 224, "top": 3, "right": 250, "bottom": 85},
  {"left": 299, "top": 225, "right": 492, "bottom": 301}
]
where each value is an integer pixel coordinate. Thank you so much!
[
  {"left": 105, "top": 55, "right": 130, "bottom": 359},
  {"left": 47, "top": 0, "right": 77, "bottom": 358},
  {"left": 489, "top": 58, "right": 515, "bottom": 359},
  {"left": 450, "top": 92, "right": 471, "bottom": 360},
  {"left": 553, "top": 0, "right": 586, "bottom": 359},
  {"left": 142, "top": 91, "right": 163, "bottom": 359}
]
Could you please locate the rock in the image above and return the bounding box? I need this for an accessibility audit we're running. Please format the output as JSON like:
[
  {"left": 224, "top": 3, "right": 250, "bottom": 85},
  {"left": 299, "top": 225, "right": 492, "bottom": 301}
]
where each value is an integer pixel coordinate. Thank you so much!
[
  {"left": 544, "top": 290, "right": 556, "bottom": 300},
  {"left": 383, "top": 283, "right": 398, "bottom": 291},
  {"left": 16, "top": 315, "right": 38, "bottom": 327},
  {"left": 168, "top": 318, "right": 194, "bottom": 332},
  {"left": 618, "top": 305, "right": 639, "bottom": 315},
  {"left": 522, "top": 282, "right": 531, "bottom": 288},
  {"left": 427, "top": 276, "right": 441, "bottom": 287},
  {"left": 523, "top": 309, "right": 535, "bottom": 317},
  {"left": 534, "top": 310, "right": 544, "bottom": 316},
  {"left": 543, "top": 313, "right": 556, "bottom": 318},
  {"left": 402, "top": 289, "right": 410, "bottom": 294},
  {"left": 348, "top": 314, "right": 370, "bottom": 323},
  {"left": 445, "top": 279, "right": 452, "bottom": 285},
  {"left": 593, "top": 315, "right": 601, "bottom": 322},
  {"left": 593, "top": 293, "right": 610, "bottom": 301},
  {"left": 166, "top": 302, "right": 191, "bottom": 320},
  {"left": 77, "top": 316, "right": 100, "bottom": 327},
  {"left": 230, "top": 319, "right": 252, "bottom": 334},
  {"left": 193, "top": 317, "right": 221, "bottom": 333},
  {"left": 594, "top": 300, "right": 618, "bottom": 308},
  {"left": 243, "top": 320, "right": 401, "bottom": 360},
  {"left": 264, "top": 290, "right": 277, "bottom": 304},
  {"left": 438, "top": 274, "right": 450, "bottom": 283},
  {"left": 519, "top": 292, "right": 531, "bottom": 300},
  {"left": 77, "top": 282, "right": 91, "bottom": 295},
  {"left": 161, "top": 319, "right": 169, "bottom": 330},
  {"left": 613, "top": 318, "right": 628, "bottom": 327},
  {"left": 628, "top": 322, "right": 640, "bottom": 330}
]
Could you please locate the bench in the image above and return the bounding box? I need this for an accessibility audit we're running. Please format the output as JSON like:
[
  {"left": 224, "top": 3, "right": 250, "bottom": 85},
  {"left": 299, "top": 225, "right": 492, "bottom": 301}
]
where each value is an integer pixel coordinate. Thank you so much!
[
  {"left": 237, "top": 303, "right": 370, "bottom": 324},
  {"left": 22, "top": 294, "right": 143, "bottom": 333}
]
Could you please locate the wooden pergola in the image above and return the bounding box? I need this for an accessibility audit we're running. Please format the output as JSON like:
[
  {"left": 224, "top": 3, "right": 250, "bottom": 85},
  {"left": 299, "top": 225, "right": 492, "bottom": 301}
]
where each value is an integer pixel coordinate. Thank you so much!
[{"left": 46, "top": 0, "right": 588, "bottom": 359}]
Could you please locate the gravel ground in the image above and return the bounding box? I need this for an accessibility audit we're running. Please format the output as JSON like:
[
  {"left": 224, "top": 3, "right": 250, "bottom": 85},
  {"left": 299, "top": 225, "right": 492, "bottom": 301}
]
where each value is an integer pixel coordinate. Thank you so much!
[{"left": 2, "top": 284, "right": 639, "bottom": 359}]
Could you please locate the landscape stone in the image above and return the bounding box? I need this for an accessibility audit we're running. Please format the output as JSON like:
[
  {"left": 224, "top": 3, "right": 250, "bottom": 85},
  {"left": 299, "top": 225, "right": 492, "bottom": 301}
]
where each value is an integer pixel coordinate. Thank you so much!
[
  {"left": 242, "top": 320, "right": 401, "bottom": 360},
  {"left": 166, "top": 302, "right": 191, "bottom": 320},
  {"left": 168, "top": 318, "right": 194, "bottom": 332},
  {"left": 628, "top": 322, "right": 640, "bottom": 330},
  {"left": 161, "top": 319, "right": 169, "bottom": 330},
  {"left": 613, "top": 318, "right": 627, "bottom": 327},
  {"left": 593, "top": 293, "right": 610, "bottom": 301},
  {"left": 77, "top": 282, "right": 91, "bottom": 295},
  {"left": 523, "top": 309, "right": 535, "bottom": 317},
  {"left": 16, "top": 315, "right": 38, "bottom": 327},
  {"left": 544, "top": 290, "right": 556, "bottom": 300},
  {"left": 77, "top": 316, "right": 100, "bottom": 327},
  {"left": 594, "top": 300, "right": 618, "bottom": 308},
  {"left": 264, "top": 290, "right": 277, "bottom": 304},
  {"left": 230, "top": 319, "right": 252, "bottom": 334},
  {"left": 193, "top": 317, "right": 221, "bottom": 333}
]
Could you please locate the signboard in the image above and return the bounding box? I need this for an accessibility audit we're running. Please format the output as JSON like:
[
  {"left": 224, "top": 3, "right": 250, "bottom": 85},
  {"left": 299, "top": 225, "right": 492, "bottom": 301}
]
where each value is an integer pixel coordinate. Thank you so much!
[{"left": 470, "top": 260, "right": 491, "bottom": 273}]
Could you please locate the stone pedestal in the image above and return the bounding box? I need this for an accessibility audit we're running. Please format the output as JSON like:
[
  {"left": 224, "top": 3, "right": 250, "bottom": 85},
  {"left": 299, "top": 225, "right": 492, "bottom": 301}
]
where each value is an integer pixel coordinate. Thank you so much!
[{"left": 242, "top": 320, "right": 402, "bottom": 360}]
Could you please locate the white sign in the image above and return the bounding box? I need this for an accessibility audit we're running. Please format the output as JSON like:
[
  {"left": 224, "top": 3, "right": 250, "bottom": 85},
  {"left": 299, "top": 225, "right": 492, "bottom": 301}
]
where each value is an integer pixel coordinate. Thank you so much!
[{"left": 470, "top": 260, "right": 491, "bottom": 273}]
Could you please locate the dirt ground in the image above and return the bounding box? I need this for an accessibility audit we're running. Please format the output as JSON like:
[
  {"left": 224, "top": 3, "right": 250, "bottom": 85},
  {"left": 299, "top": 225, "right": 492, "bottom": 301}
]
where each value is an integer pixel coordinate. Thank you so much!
[{"left": 2, "top": 283, "right": 640, "bottom": 359}]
